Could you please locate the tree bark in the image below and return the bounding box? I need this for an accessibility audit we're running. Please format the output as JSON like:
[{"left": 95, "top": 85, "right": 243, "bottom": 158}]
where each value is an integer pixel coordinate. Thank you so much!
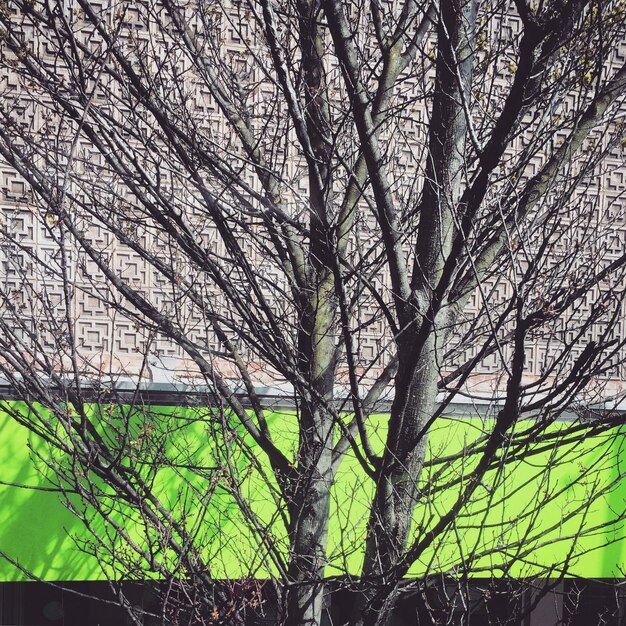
[
  {"left": 284, "top": 405, "right": 334, "bottom": 626},
  {"left": 286, "top": 266, "right": 336, "bottom": 626},
  {"left": 353, "top": 0, "right": 477, "bottom": 622}
]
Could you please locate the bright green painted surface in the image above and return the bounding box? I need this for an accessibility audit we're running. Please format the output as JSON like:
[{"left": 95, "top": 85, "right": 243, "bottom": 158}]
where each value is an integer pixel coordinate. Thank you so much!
[{"left": 0, "top": 402, "right": 625, "bottom": 581}]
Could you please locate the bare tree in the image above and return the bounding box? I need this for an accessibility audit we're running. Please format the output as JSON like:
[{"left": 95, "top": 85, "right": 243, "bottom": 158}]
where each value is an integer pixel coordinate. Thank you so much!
[{"left": 0, "top": 0, "right": 626, "bottom": 624}]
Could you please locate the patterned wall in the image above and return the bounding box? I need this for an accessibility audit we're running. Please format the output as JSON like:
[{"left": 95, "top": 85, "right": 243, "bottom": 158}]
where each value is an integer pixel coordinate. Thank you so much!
[{"left": 0, "top": 1, "right": 625, "bottom": 397}]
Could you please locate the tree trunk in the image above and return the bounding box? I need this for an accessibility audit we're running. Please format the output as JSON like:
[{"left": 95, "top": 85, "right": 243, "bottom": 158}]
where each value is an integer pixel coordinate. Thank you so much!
[
  {"left": 284, "top": 420, "right": 333, "bottom": 626},
  {"left": 286, "top": 269, "right": 337, "bottom": 626},
  {"left": 351, "top": 334, "right": 440, "bottom": 626},
  {"left": 352, "top": 0, "right": 477, "bottom": 622}
]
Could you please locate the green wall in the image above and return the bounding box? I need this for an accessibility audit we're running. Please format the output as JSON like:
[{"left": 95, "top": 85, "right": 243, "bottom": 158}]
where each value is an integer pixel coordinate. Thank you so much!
[{"left": 0, "top": 402, "right": 625, "bottom": 581}]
